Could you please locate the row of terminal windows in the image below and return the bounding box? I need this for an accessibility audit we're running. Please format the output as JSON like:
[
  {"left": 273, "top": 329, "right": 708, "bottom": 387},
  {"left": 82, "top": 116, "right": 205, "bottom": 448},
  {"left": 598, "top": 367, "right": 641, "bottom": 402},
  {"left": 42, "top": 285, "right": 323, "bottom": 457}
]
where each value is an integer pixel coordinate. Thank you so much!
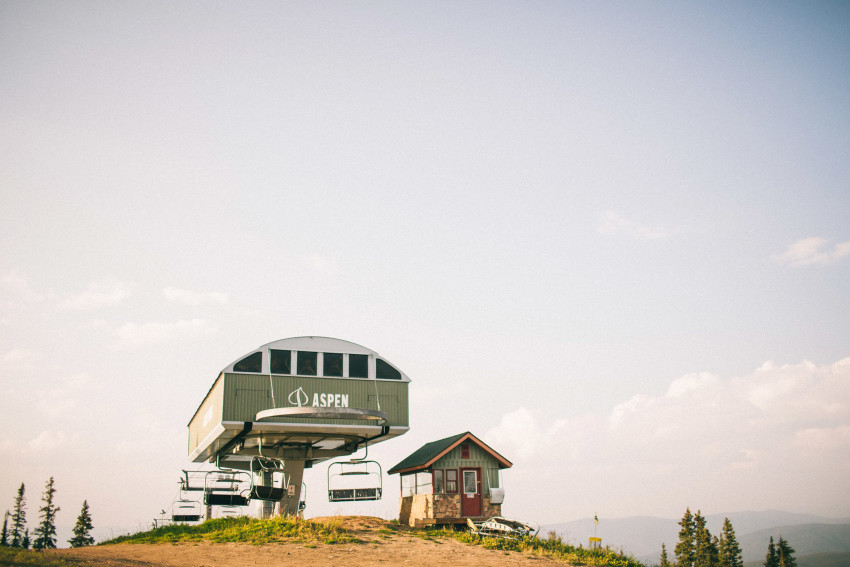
[{"left": 232, "top": 350, "right": 402, "bottom": 380}]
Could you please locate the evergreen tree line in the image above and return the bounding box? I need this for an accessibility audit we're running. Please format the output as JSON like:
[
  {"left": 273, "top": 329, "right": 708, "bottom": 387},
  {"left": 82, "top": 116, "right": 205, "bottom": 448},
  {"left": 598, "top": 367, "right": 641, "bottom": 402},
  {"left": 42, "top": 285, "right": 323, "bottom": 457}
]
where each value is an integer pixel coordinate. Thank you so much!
[
  {"left": 660, "top": 508, "right": 796, "bottom": 567},
  {"left": 763, "top": 535, "right": 797, "bottom": 567},
  {"left": 1, "top": 478, "right": 95, "bottom": 549}
]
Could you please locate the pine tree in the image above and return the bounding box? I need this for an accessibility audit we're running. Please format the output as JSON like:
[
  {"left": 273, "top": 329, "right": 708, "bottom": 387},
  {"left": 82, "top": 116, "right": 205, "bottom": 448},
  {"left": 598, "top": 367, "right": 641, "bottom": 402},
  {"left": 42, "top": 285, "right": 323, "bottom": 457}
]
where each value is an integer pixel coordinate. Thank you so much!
[
  {"left": 712, "top": 536, "right": 722, "bottom": 567},
  {"left": 764, "top": 536, "right": 779, "bottom": 567},
  {"left": 10, "top": 483, "right": 26, "bottom": 548},
  {"left": 776, "top": 537, "right": 796, "bottom": 567},
  {"left": 33, "top": 477, "right": 60, "bottom": 550},
  {"left": 694, "top": 511, "right": 718, "bottom": 567},
  {"left": 718, "top": 517, "right": 743, "bottom": 567},
  {"left": 660, "top": 542, "right": 672, "bottom": 567},
  {"left": 1, "top": 510, "right": 8, "bottom": 546},
  {"left": 21, "top": 529, "right": 30, "bottom": 549},
  {"left": 68, "top": 501, "right": 94, "bottom": 548},
  {"left": 675, "top": 508, "right": 697, "bottom": 567}
]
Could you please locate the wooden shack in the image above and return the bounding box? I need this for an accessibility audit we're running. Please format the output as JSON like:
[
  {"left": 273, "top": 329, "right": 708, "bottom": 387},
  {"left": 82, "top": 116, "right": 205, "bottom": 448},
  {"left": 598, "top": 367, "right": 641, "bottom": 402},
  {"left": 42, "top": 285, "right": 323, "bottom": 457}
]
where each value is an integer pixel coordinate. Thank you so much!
[{"left": 388, "top": 432, "right": 512, "bottom": 527}]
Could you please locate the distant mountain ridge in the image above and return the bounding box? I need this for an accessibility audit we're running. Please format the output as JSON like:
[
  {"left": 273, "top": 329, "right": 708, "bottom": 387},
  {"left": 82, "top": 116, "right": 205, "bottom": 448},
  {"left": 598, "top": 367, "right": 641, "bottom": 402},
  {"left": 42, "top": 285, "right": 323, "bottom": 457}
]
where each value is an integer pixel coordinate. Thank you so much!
[
  {"left": 738, "top": 523, "right": 850, "bottom": 563},
  {"left": 542, "top": 510, "right": 850, "bottom": 566}
]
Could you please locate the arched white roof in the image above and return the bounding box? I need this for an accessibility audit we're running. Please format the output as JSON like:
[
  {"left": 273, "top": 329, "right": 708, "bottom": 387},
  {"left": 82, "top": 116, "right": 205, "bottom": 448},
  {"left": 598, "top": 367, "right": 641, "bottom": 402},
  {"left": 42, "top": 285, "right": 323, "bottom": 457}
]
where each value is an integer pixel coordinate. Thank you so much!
[{"left": 221, "top": 336, "right": 410, "bottom": 382}]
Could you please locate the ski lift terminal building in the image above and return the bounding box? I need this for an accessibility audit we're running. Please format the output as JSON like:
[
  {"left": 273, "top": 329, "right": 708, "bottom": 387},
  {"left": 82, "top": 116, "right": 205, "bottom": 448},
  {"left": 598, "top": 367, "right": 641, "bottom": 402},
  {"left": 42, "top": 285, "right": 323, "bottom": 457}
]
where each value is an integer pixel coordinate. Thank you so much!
[{"left": 187, "top": 336, "right": 410, "bottom": 515}]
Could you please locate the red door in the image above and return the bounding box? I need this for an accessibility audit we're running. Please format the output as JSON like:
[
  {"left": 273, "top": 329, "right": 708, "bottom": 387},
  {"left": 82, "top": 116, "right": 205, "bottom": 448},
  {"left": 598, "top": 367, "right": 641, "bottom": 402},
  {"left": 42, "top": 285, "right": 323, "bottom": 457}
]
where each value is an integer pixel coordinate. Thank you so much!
[{"left": 460, "top": 468, "right": 482, "bottom": 517}]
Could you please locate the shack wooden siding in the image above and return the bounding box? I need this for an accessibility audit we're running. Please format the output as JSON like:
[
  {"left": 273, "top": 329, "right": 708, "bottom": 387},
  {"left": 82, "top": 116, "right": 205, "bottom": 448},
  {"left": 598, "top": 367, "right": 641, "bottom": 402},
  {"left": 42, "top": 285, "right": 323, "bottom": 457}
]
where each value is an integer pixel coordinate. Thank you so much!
[
  {"left": 433, "top": 443, "right": 502, "bottom": 495},
  {"left": 221, "top": 373, "right": 408, "bottom": 426},
  {"left": 187, "top": 374, "right": 224, "bottom": 456}
]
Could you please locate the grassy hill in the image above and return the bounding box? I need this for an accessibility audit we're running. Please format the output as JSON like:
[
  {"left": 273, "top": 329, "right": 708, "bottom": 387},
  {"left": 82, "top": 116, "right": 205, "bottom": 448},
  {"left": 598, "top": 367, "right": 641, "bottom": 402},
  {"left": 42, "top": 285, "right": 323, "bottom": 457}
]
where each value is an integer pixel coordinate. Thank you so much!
[
  {"left": 0, "top": 516, "right": 647, "bottom": 567},
  {"left": 101, "top": 515, "right": 358, "bottom": 545}
]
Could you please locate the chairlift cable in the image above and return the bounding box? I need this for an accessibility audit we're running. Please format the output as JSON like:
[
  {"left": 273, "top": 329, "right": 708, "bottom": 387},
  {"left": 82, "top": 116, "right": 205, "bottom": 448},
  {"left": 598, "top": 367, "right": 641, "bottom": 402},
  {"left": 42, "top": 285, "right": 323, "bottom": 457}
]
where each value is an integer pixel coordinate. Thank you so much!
[
  {"left": 373, "top": 365, "right": 381, "bottom": 412},
  {"left": 268, "top": 373, "right": 277, "bottom": 408}
]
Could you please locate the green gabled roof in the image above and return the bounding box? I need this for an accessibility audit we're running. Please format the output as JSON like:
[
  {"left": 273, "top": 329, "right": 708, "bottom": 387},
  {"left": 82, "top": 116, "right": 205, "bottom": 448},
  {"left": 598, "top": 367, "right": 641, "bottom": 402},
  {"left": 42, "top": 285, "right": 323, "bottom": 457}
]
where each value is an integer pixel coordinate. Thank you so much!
[{"left": 387, "top": 431, "right": 512, "bottom": 475}]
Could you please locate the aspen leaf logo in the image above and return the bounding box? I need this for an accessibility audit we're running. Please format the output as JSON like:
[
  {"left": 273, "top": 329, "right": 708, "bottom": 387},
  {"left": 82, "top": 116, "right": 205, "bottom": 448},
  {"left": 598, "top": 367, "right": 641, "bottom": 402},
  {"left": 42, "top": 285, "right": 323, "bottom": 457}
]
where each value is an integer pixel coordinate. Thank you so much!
[{"left": 288, "top": 387, "right": 308, "bottom": 407}]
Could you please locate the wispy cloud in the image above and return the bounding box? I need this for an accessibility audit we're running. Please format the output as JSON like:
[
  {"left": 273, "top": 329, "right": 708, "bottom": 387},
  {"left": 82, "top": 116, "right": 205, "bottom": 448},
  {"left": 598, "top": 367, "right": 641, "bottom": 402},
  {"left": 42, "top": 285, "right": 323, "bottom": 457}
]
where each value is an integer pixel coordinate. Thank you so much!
[
  {"left": 37, "top": 372, "right": 93, "bottom": 417},
  {"left": 28, "top": 430, "right": 78, "bottom": 452},
  {"left": 792, "top": 425, "right": 850, "bottom": 452},
  {"left": 1, "top": 348, "right": 41, "bottom": 372},
  {"left": 1, "top": 270, "right": 44, "bottom": 303},
  {"left": 60, "top": 280, "right": 133, "bottom": 310},
  {"left": 115, "top": 318, "right": 217, "bottom": 347},
  {"left": 164, "top": 287, "right": 229, "bottom": 306},
  {"left": 596, "top": 210, "right": 670, "bottom": 240},
  {"left": 772, "top": 237, "right": 850, "bottom": 267},
  {"left": 486, "top": 406, "right": 569, "bottom": 462}
]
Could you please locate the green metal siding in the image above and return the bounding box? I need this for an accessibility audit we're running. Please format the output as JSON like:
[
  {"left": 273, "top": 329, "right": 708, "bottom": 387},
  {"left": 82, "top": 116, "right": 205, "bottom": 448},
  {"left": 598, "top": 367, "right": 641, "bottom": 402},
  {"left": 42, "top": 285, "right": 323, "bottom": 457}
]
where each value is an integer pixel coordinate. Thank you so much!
[
  {"left": 221, "top": 373, "right": 409, "bottom": 426},
  {"left": 187, "top": 375, "right": 224, "bottom": 455}
]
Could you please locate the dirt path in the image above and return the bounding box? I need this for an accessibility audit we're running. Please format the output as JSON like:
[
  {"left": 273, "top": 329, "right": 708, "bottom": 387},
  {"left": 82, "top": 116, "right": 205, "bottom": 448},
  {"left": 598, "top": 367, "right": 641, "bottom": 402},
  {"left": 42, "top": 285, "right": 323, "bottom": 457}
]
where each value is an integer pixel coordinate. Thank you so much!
[{"left": 49, "top": 517, "right": 565, "bottom": 567}]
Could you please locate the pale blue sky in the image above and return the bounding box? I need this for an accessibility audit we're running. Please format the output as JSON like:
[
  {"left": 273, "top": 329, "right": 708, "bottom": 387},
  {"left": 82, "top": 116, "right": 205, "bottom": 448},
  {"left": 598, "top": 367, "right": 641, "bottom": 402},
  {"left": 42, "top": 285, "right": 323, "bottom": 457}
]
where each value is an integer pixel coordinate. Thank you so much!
[{"left": 1, "top": 1, "right": 849, "bottom": 543}]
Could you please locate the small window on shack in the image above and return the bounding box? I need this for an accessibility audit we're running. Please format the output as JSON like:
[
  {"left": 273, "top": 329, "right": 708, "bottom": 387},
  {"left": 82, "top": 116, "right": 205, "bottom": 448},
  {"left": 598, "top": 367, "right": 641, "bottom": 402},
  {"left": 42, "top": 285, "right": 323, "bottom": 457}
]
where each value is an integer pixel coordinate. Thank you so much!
[
  {"left": 416, "top": 472, "right": 432, "bottom": 494},
  {"left": 401, "top": 474, "right": 415, "bottom": 497},
  {"left": 445, "top": 469, "right": 458, "bottom": 493},
  {"left": 461, "top": 444, "right": 470, "bottom": 459},
  {"left": 401, "top": 472, "right": 433, "bottom": 496},
  {"left": 349, "top": 354, "right": 368, "bottom": 378},
  {"left": 376, "top": 358, "right": 402, "bottom": 380},
  {"left": 433, "top": 469, "right": 444, "bottom": 493},
  {"left": 269, "top": 349, "right": 291, "bottom": 374},
  {"left": 233, "top": 352, "right": 262, "bottom": 373},
  {"left": 297, "top": 351, "right": 318, "bottom": 376},
  {"left": 323, "top": 352, "right": 343, "bottom": 377}
]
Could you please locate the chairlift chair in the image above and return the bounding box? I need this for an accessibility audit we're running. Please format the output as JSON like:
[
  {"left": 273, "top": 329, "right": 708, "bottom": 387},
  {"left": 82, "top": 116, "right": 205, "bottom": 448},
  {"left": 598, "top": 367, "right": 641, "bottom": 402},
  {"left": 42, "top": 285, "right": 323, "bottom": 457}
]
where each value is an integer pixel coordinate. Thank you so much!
[
  {"left": 327, "top": 459, "right": 383, "bottom": 501},
  {"left": 248, "top": 456, "right": 289, "bottom": 502},
  {"left": 203, "top": 470, "right": 250, "bottom": 507},
  {"left": 171, "top": 500, "right": 202, "bottom": 522},
  {"left": 218, "top": 505, "right": 242, "bottom": 517},
  {"left": 179, "top": 470, "right": 206, "bottom": 492},
  {"left": 153, "top": 509, "right": 171, "bottom": 529}
]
